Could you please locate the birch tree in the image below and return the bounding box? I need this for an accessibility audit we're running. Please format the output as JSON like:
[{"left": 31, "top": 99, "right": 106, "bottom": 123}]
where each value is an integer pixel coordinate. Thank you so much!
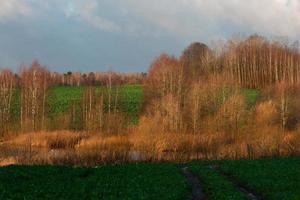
[
  {"left": 0, "top": 69, "right": 15, "bottom": 136},
  {"left": 20, "top": 61, "right": 50, "bottom": 132}
]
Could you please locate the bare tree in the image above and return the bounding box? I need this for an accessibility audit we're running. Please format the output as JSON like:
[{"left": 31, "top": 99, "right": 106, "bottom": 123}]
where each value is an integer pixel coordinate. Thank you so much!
[
  {"left": 20, "top": 61, "right": 50, "bottom": 132},
  {"left": 0, "top": 69, "right": 16, "bottom": 136}
]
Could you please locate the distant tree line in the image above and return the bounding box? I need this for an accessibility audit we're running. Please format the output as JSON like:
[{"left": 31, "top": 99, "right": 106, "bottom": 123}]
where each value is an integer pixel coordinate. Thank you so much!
[
  {"left": 51, "top": 71, "right": 146, "bottom": 86},
  {"left": 1, "top": 65, "right": 145, "bottom": 89}
]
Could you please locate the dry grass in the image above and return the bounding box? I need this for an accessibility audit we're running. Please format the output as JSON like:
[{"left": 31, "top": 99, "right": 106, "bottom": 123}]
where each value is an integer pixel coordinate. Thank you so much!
[
  {"left": 4, "top": 131, "right": 87, "bottom": 149},
  {"left": 130, "top": 112, "right": 300, "bottom": 162},
  {"left": 1, "top": 131, "right": 133, "bottom": 166},
  {"left": 2, "top": 125, "right": 300, "bottom": 166},
  {"left": 75, "top": 135, "right": 132, "bottom": 165},
  {"left": 0, "top": 157, "right": 17, "bottom": 166}
]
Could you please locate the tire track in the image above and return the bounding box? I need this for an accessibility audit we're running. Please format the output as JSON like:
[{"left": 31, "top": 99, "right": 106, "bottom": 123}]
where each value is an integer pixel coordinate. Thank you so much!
[
  {"left": 181, "top": 166, "right": 207, "bottom": 200},
  {"left": 209, "top": 165, "right": 264, "bottom": 200}
]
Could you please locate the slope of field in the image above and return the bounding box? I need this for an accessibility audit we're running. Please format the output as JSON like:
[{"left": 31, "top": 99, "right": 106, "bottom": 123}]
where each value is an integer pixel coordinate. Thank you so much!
[
  {"left": 0, "top": 164, "right": 188, "bottom": 200},
  {"left": 8, "top": 86, "right": 259, "bottom": 132},
  {"left": 10, "top": 86, "right": 257, "bottom": 115},
  {"left": 10, "top": 85, "right": 143, "bottom": 124},
  {"left": 48, "top": 85, "right": 143, "bottom": 122}
]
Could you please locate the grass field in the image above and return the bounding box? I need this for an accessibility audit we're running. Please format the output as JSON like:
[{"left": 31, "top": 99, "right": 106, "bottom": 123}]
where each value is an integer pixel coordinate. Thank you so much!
[
  {"left": 1, "top": 158, "right": 300, "bottom": 199},
  {"left": 10, "top": 86, "right": 257, "bottom": 120},
  {"left": 219, "top": 158, "right": 300, "bottom": 200},
  {"left": 189, "top": 162, "right": 248, "bottom": 200},
  {"left": 188, "top": 157, "right": 300, "bottom": 200},
  {"left": 0, "top": 164, "right": 188, "bottom": 200},
  {"left": 48, "top": 85, "right": 143, "bottom": 124},
  {"left": 10, "top": 85, "right": 143, "bottom": 124},
  {"left": 8, "top": 85, "right": 259, "bottom": 132}
]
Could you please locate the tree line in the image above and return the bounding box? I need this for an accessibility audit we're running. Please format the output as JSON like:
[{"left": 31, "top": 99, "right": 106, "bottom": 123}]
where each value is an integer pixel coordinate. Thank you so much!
[
  {"left": 144, "top": 34, "right": 300, "bottom": 136},
  {"left": 1, "top": 63, "right": 145, "bottom": 88},
  {"left": 154, "top": 34, "right": 300, "bottom": 89},
  {"left": 1, "top": 34, "right": 300, "bottom": 137}
]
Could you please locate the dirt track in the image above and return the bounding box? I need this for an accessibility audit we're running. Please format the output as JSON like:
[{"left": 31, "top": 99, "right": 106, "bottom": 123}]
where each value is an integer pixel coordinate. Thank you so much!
[{"left": 181, "top": 166, "right": 207, "bottom": 200}]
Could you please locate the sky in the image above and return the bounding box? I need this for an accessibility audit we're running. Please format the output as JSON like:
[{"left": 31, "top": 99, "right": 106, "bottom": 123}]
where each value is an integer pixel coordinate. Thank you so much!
[{"left": 0, "top": 0, "right": 300, "bottom": 72}]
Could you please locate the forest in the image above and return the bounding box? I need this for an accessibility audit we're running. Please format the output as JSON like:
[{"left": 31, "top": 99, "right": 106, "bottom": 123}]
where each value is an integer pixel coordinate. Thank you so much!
[{"left": 1, "top": 34, "right": 300, "bottom": 166}]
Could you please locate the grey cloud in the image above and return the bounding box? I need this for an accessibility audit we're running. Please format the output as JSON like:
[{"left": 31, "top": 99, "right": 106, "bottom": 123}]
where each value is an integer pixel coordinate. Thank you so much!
[
  {"left": 122, "top": 0, "right": 300, "bottom": 39},
  {"left": 0, "top": 0, "right": 32, "bottom": 22},
  {"left": 2, "top": 0, "right": 300, "bottom": 37},
  {"left": 64, "top": 0, "right": 121, "bottom": 32},
  {"left": 0, "top": 0, "right": 300, "bottom": 72}
]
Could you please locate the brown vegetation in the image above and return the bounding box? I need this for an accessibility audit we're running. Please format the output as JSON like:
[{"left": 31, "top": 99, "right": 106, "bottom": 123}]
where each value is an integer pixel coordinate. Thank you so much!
[{"left": 2, "top": 127, "right": 300, "bottom": 166}]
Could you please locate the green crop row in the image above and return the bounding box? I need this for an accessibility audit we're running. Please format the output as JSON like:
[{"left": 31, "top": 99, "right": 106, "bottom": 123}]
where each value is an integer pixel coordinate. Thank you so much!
[
  {"left": 189, "top": 157, "right": 300, "bottom": 200},
  {"left": 1, "top": 157, "right": 300, "bottom": 199},
  {"left": 219, "top": 158, "right": 300, "bottom": 200},
  {"left": 188, "top": 161, "right": 248, "bottom": 200},
  {"left": 0, "top": 164, "right": 188, "bottom": 200}
]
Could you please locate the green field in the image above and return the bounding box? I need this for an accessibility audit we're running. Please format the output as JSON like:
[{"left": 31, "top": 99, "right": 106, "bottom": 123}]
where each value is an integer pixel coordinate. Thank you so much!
[
  {"left": 10, "top": 86, "right": 258, "bottom": 120},
  {"left": 189, "top": 162, "right": 248, "bottom": 200},
  {"left": 0, "top": 164, "right": 188, "bottom": 200},
  {"left": 10, "top": 85, "right": 143, "bottom": 124},
  {"left": 241, "top": 88, "right": 260, "bottom": 108},
  {"left": 48, "top": 85, "right": 143, "bottom": 123},
  {"left": 9, "top": 86, "right": 258, "bottom": 123},
  {"left": 1, "top": 158, "right": 300, "bottom": 199},
  {"left": 188, "top": 157, "right": 300, "bottom": 200},
  {"left": 219, "top": 158, "right": 300, "bottom": 200}
]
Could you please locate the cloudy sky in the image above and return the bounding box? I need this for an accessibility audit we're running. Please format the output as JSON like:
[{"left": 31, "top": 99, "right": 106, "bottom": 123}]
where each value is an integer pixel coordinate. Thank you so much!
[{"left": 0, "top": 0, "right": 300, "bottom": 72}]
